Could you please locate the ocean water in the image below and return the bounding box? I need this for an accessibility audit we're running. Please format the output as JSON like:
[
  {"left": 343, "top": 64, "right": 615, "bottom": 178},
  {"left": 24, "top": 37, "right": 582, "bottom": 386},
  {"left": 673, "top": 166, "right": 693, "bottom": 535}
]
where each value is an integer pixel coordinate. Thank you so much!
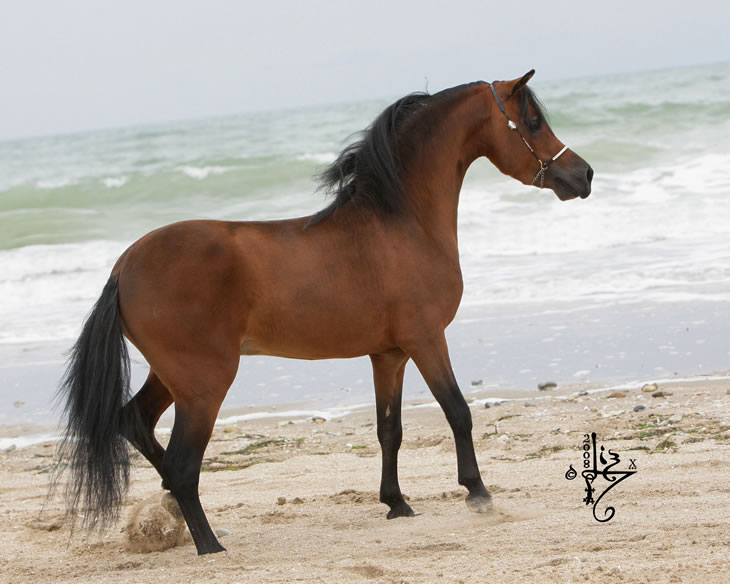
[{"left": 2, "top": 62, "right": 730, "bottom": 428}]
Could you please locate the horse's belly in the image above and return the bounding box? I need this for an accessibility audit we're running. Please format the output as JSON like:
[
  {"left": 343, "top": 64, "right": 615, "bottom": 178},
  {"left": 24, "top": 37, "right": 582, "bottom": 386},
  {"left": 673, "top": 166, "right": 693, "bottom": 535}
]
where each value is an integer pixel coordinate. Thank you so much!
[
  {"left": 239, "top": 314, "right": 387, "bottom": 360},
  {"left": 239, "top": 337, "right": 382, "bottom": 359}
]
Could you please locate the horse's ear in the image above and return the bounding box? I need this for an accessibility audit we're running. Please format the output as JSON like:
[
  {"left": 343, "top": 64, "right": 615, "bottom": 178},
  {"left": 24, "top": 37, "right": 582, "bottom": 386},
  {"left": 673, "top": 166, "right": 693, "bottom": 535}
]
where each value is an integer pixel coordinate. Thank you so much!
[{"left": 507, "top": 69, "right": 536, "bottom": 99}]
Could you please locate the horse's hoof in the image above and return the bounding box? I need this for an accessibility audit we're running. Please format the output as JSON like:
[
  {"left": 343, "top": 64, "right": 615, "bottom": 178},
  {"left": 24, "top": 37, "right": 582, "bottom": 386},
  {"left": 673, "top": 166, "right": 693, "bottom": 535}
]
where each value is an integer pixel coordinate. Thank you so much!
[
  {"left": 197, "top": 542, "right": 227, "bottom": 555},
  {"left": 465, "top": 493, "right": 493, "bottom": 514},
  {"left": 386, "top": 501, "right": 415, "bottom": 519}
]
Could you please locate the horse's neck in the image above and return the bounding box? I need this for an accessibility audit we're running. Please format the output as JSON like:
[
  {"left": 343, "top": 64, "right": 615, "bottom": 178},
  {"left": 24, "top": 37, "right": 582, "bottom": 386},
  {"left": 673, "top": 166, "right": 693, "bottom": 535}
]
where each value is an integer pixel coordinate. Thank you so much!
[{"left": 400, "top": 86, "right": 489, "bottom": 249}]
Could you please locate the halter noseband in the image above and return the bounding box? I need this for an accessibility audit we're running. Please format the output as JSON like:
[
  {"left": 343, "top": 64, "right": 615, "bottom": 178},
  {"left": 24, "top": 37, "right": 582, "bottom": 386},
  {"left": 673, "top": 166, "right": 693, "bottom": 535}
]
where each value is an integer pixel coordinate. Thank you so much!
[{"left": 487, "top": 82, "right": 568, "bottom": 187}]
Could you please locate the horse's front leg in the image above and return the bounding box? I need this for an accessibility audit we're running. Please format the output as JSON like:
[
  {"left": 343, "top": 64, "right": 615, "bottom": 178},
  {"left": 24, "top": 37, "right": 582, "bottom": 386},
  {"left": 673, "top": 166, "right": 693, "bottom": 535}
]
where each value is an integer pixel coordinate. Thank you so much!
[
  {"left": 408, "top": 333, "right": 492, "bottom": 512},
  {"left": 370, "top": 350, "right": 414, "bottom": 519}
]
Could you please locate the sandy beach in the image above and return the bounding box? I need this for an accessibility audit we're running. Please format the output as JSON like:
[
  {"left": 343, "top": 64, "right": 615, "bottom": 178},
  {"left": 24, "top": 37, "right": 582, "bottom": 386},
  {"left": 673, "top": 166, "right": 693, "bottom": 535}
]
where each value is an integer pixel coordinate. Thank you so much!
[{"left": 1, "top": 376, "right": 729, "bottom": 583}]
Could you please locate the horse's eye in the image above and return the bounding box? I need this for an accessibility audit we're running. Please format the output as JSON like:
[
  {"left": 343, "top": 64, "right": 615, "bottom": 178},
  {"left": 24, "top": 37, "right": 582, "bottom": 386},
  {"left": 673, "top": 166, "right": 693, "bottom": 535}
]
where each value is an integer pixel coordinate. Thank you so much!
[{"left": 527, "top": 117, "right": 542, "bottom": 132}]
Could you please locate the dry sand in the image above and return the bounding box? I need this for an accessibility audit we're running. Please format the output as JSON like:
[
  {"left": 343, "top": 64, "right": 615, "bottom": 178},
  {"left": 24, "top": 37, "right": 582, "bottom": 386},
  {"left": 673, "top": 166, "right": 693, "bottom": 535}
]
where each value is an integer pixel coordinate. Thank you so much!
[{"left": 1, "top": 377, "right": 729, "bottom": 583}]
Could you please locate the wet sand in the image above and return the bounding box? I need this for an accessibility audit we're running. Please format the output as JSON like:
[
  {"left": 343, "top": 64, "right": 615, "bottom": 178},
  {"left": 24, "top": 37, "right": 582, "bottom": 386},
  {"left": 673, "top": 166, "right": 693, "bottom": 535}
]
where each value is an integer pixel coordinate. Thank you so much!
[{"left": 1, "top": 377, "right": 729, "bottom": 583}]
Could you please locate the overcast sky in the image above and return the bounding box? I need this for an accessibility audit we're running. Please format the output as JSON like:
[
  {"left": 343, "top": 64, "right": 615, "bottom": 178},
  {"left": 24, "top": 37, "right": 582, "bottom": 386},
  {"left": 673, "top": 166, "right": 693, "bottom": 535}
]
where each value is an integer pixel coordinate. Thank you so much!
[{"left": 1, "top": 0, "right": 728, "bottom": 140}]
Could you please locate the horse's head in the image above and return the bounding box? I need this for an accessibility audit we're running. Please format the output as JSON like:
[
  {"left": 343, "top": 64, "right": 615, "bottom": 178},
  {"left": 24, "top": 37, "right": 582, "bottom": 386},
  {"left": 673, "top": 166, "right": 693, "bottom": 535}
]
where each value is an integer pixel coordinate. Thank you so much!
[{"left": 484, "top": 70, "right": 593, "bottom": 201}]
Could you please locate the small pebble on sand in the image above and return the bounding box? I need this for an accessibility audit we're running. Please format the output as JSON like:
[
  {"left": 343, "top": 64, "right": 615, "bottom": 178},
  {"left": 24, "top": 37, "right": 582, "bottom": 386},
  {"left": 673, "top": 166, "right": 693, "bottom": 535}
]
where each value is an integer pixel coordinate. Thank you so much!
[
  {"left": 642, "top": 383, "right": 659, "bottom": 393},
  {"left": 538, "top": 382, "right": 557, "bottom": 391},
  {"left": 633, "top": 405, "right": 647, "bottom": 412},
  {"left": 608, "top": 391, "right": 626, "bottom": 399}
]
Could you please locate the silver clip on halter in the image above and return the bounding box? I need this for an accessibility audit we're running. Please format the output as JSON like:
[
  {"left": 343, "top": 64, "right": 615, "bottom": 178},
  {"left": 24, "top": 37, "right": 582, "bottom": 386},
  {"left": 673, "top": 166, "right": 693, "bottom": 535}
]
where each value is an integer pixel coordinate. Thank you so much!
[
  {"left": 489, "top": 82, "right": 569, "bottom": 188},
  {"left": 532, "top": 145, "right": 569, "bottom": 187}
]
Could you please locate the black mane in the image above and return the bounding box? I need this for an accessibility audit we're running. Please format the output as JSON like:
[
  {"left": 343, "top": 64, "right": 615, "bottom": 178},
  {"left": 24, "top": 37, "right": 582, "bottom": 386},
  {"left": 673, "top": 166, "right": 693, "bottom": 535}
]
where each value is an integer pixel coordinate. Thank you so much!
[
  {"left": 308, "top": 82, "right": 486, "bottom": 225},
  {"left": 308, "top": 81, "right": 546, "bottom": 225}
]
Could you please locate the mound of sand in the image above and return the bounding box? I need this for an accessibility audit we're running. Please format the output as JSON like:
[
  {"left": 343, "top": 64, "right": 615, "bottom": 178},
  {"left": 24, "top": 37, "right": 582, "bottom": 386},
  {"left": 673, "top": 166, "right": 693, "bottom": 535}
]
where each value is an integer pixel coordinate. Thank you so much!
[{"left": 124, "top": 493, "right": 187, "bottom": 553}]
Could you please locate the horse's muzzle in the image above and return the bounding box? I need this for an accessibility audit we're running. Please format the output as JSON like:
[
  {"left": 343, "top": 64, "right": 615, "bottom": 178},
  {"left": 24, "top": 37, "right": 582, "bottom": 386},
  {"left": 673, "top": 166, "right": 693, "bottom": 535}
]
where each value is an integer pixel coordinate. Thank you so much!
[{"left": 551, "top": 159, "right": 593, "bottom": 201}]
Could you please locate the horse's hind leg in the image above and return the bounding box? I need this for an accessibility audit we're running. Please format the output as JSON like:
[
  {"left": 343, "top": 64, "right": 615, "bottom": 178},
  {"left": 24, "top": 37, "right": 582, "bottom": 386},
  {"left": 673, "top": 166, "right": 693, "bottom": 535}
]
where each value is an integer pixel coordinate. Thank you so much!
[
  {"left": 122, "top": 371, "right": 173, "bottom": 483},
  {"left": 370, "top": 350, "right": 414, "bottom": 519},
  {"left": 157, "top": 356, "right": 237, "bottom": 555},
  {"left": 162, "top": 398, "right": 225, "bottom": 555},
  {"left": 408, "top": 334, "right": 492, "bottom": 512}
]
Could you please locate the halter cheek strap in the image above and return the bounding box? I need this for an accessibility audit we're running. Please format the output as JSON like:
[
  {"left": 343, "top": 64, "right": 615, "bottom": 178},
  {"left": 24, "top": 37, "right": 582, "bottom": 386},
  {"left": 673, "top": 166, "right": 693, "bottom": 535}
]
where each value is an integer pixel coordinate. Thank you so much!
[{"left": 487, "top": 82, "right": 569, "bottom": 187}]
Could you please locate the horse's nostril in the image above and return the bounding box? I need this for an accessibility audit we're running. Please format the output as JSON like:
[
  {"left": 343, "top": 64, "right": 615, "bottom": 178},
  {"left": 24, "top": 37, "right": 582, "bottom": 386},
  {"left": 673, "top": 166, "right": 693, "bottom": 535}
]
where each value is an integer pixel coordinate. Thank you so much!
[{"left": 586, "top": 166, "right": 594, "bottom": 183}]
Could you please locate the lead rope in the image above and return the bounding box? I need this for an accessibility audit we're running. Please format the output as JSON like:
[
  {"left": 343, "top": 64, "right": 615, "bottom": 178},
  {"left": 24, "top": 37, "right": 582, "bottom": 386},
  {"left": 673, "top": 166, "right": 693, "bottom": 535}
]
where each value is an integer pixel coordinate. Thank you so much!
[{"left": 488, "top": 82, "right": 569, "bottom": 187}]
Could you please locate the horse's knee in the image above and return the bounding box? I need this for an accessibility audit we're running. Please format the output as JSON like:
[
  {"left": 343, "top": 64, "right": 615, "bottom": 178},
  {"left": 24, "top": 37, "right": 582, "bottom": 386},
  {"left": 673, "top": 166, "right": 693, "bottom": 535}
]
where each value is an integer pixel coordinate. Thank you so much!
[
  {"left": 442, "top": 392, "right": 473, "bottom": 434},
  {"left": 456, "top": 406, "right": 473, "bottom": 434},
  {"left": 377, "top": 419, "right": 403, "bottom": 448}
]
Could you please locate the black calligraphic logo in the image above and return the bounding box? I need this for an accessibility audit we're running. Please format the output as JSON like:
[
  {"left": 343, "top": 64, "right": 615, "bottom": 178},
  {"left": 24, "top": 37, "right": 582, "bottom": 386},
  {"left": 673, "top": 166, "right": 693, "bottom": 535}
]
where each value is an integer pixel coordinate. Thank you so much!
[{"left": 565, "top": 432, "right": 637, "bottom": 522}]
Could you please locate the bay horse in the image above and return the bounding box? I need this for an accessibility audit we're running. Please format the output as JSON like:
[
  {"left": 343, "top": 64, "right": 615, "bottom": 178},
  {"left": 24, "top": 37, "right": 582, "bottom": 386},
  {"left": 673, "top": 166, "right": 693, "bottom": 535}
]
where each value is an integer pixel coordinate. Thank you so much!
[{"left": 55, "top": 70, "right": 593, "bottom": 555}]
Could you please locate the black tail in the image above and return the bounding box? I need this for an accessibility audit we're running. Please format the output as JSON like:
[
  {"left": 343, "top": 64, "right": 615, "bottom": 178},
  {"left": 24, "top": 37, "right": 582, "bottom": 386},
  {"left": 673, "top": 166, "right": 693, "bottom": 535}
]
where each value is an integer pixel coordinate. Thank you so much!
[{"left": 54, "top": 275, "right": 133, "bottom": 530}]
